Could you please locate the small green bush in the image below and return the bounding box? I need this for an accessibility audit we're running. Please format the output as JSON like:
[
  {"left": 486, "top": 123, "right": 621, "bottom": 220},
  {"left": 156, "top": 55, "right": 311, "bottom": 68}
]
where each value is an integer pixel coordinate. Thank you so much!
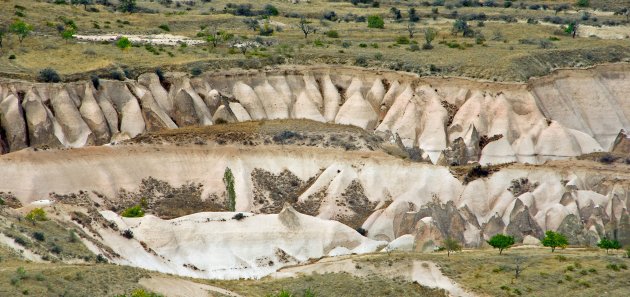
[
  {"left": 116, "top": 36, "right": 132, "bottom": 50},
  {"left": 158, "top": 24, "right": 170, "bottom": 31},
  {"left": 367, "top": 15, "right": 384, "bottom": 29},
  {"left": 121, "top": 205, "right": 144, "bottom": 218},
  {"left": 26, "top": 208, "right": 48, "bottom": 222}
]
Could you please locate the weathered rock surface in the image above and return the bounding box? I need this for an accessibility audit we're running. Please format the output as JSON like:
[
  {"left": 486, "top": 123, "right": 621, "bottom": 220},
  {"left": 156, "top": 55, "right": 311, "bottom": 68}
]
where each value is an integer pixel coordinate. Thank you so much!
[{"left": 2, "top": 65, "right": 627, "bottom": 164}]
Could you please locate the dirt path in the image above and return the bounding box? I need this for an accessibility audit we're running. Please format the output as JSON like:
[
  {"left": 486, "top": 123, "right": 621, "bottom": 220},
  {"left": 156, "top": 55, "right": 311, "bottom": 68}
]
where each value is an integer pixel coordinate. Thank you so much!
[
  {"left": 273, "top": 255, "right": 476, "bottom": 297},
  {"left": 139, "top": 277, "right": 243, "bottom": 297}
]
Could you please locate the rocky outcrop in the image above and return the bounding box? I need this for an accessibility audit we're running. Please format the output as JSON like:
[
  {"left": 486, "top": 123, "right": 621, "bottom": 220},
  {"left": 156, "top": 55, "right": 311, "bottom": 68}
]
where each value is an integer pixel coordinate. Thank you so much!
[
  {"left": 0, "top": 65, "right": 627, "bottom": 164},
  {"left": 611, "top": 129, "right": 630, "bottom": 154}
]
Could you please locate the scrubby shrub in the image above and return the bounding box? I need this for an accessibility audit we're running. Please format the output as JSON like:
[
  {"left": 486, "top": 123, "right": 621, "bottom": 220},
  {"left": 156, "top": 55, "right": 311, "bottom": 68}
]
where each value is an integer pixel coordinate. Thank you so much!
[
  {"left": 258, "top": 22, "right": 274, "bottom": 36},
  {"left": 396, "top": 36, "right": 410, "bottom": 44},
  {"left": 158, "top": 24, "right": 170, "bottom": 31},
  {"left": 326, "top": 30, "right": 339, "bottom": 38},
  {"left": 356, "top": 227, "right": 367, "bottom": 236},
  {"left": 51, "top": 243, "right": 63, "bottom": 254},
  {"left": 576, "top": 0, "right": 589, "bottom": 7},
  {"left": 91, "top": 75, "right": 100, "bottom": 89},
  {"left": 190, "top": 66, "right": 202, "bottom": 76},
  {"left": 96, "top": 254, "right": 108, "bottom": 263},
  {"left": 26, "top": 208, "right": 48, "bottom": 222},
  {"left": 599, "top": 153, "right": 616, "bottom": 164},
  {"left": 38, "top": 68, "right": 61, "bottom": 83},
  {"left": 122, "top": 229, "right": 134, "bottom": 239},
  {"left": 443, "top": 237, "right": 462, "bottom": 257},
  {"left": 14, "top": 236, "right": 30, "bottom": 247},
  {"left": 121, "top": 205, "right": 144, "bottom": 217},
  {"left": 606, "top": 263, "right": 620, "bottom": 271},
  {"left": 323, "top": 10, "right": 337, "bottom": 21},
  {"left": 263, "top": 4, "right": 279, "bottom": 16},
  {"left": 232, "top": 213, "right": 245, "bottom": 220},
  {"left": 354, "top": 55, "right": 368, "bottom": 67},
  {"left": 463, "top": 165, "right": 490, "bottom": 183},
  {"left": 110, "top": 69, "right": 125, "bottom": 81},
  {"left": 69, "top": 230, "right": 79, "bottom": 243},
  {"left": 32, "top": 232, "right": 45, "bottom": 242},
  {"left": 367, "top": 15, "right": 384, "bottom": 28}
]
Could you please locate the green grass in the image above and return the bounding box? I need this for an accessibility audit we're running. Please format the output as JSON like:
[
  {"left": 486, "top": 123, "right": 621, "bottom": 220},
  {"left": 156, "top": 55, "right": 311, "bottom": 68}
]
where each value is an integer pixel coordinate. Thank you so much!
[
  {"left": 356, "top": 248, "right": 630, "bottom": 297},
  {"left": 0, "top": 212, "right": 94, "bottom": 262}
]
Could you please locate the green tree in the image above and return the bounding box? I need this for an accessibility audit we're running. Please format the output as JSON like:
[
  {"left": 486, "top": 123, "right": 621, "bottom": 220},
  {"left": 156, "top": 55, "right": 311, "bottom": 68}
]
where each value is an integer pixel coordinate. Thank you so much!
[
  {"left": 298, "top": 17, "right": 314, "bottom": 38},
  {"left": 207, "top": 30, "right": 233, "bottom": 47},
  {"left": 597, "top": 237, "right": 622, "bottom": 254},
  {"left": 424, "top": 27, "right": 437, "bottom": 48},
  {"left": 116, "top": 36, "right": 132, "bottom": 50},
  {"left": 443, "top": 237, "right": 462, "bottom": 257},
  {"left": 542, "top": 231, "right": 568, "bottom": 252},
  {"left": 224, "top": 167, "right": 236, "bottom": 211},
  {"left": 367, "top": 15, "right": 385, "bottom": 29},
  {"left": 25, "top": 208, "right": 47, "bottom": 222},
  {"left": 118, "top": 0, "right": 137, "bottom": 13},
  {"left": 10, "top": 20, "right": 33, "bottom": 44},
  {"left": 487, "top": 234, "right": 515, "bottom": 255}
]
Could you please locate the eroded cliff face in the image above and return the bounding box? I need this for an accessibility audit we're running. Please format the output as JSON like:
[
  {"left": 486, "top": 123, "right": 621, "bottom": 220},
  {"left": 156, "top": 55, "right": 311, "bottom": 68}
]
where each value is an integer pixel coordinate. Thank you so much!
[
  {"left": 1, "top": 144, "right": 629, "bottom": 248},
  {"left": 1, "top": 65, "right": 630, "bottom": 280},
  {"left": 2, "top": 64, "right": 628, "bottom": 164}
]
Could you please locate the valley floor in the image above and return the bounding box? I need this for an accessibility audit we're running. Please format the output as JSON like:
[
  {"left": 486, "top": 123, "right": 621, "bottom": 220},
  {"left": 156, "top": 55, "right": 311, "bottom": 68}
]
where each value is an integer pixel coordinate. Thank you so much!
[{"left": 2, "top": 242, "right": 629, "bottom": 297}]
